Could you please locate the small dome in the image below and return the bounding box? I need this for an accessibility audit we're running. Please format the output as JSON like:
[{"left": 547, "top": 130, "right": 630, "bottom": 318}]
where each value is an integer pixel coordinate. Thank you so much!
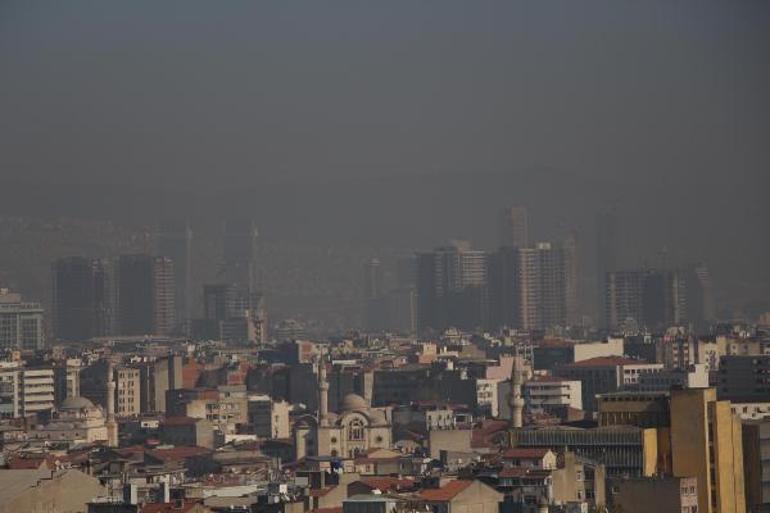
[
  {"left": 341, "top": 393, "right": 368, "bottom": 411},
  {"left": 60, "top": 396, "right": 95, "bottom": 410}
]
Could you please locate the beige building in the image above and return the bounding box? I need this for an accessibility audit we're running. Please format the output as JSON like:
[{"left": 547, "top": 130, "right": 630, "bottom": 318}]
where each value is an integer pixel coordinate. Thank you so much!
[
  {"left": 523, "top": 376, "right": 582, "bottom": 411},
  {"left": 476, "top": 378, "right": 500, "bottom": 417},
  {"left": 0, "top": 469, "right": 105, "bottom": 513},
  {"left": 115, "top": 365, "right": 141, "bottom": 417},
  {"left": 296, "top": 393, "right": 392, "bottom": 459},
  {"left": 418, "top": 479, "right": 503, "bottom": 513},
  {"left": 671, "top": 388, "right": 745, "bottom": 513},
  {"left": 296, "top": 354, "right": 392, "bottom": 459},
  {"left": 597, "top": 391, "right": 670, "bottom": 429}
]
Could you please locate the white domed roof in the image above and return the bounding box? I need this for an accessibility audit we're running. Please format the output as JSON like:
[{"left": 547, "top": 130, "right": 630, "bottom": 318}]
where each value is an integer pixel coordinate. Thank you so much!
[
  {"left": 60, "top": 396, "right": 96, "bottom": 410},
  {"left": 341, "top": 393, "right": 368, "bottom": 411}
]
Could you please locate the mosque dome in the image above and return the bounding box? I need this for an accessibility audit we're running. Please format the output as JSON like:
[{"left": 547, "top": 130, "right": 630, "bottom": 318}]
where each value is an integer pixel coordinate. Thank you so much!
[
  {"left": 60, "top": 396, "right": 96, "bottom": 410},
  {"left": 341, "top": 393, "right": 369, "bottom": 411}
]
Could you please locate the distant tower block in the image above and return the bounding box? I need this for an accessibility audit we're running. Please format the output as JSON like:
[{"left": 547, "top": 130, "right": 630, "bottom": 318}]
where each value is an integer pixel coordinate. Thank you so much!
[{"left": 499, "top": 206, "right": 529, "bottom": 248}]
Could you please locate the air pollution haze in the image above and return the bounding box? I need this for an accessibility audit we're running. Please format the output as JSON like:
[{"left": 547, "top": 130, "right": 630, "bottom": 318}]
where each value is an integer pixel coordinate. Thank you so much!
[{"left": 0, "top": 0, "right": 768, "bottom": 329}]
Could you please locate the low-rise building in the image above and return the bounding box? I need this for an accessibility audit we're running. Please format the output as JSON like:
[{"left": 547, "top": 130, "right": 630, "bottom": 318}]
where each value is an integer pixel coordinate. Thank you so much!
[
  {"left": 523, "top": 376, "right": 582, "bottom": 411},
  {"left": 0, "top": 469, "right": 105, "bottom": 513},
  {"left": 613, "top": 476, "right": 698, "bottom": 513},
  {"left": 159, "top": 416, "right": 214, "bottom": 449},
  {"left": 248, "top": 394, "right": 290, "bottom": 439},
  {"left": 554, "top": 357, "right": 664, "bottom": 411}
]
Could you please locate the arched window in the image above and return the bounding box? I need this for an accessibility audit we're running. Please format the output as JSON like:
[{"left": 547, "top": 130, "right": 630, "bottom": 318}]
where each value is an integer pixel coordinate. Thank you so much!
[{"left": 348, "top": 418, "right": 365, "bottom": 441}]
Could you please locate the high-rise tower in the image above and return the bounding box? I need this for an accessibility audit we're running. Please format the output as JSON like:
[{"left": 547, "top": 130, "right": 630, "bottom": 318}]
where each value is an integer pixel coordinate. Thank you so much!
[
  {"left": 52, "top": 257, "right": 113, "bottom": 341},
  {"left": 222, "top": 218, "right": 259, "bottom": 294},
  {"left": 499, "top": 206, "right": 529, "bottom": 248},
  {"left": 115, "top": 255, "right": 176, "bottom": 336},
  {"left": 156, "top": 220, "right": 192, "bottom": 334},
  {"left": 597, "top": 207, "right": 619, "bottom": 328},
  {"left": 415, "top": 241, "right": 487, "bottom": 332}
]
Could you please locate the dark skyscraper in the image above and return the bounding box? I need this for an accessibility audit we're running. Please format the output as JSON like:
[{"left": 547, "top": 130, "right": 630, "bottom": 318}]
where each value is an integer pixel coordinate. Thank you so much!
[
  {"left": 201, "top": 282, "right": 266, "bottom": 343},
  {"left": 156, "top": 219, "right": 192, "bottom": 334},
  {"left": 222, "top": 219, "right": 260, "bottom": 294},
  {"left": 605, "top": 267, "right": 705, "bottom": 333},
  {"left": 115, "top": 255, "right": 175, "bottom": 336},
  {"left": 362, "top": 258, "right": 384, "bottom": 330},
  {"left": 52, "top": 257, "right": 113, "bottom": 342},
  {"left": 499, "top": 206, "right": 529, "bottom": 248},
  {"left": 596, "top": 207, "right": 619, "bottom": 328},
  {"left": 416, "top": 242, "right": 487, "bottom": 332}
]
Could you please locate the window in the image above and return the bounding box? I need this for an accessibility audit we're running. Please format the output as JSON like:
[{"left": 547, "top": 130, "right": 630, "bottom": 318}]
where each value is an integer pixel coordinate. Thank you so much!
[{"left": 348, "top": 419, "right": 365, "bottom": 441}]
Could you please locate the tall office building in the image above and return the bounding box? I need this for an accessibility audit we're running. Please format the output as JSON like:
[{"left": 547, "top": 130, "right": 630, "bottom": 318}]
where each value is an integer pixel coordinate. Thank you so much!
[
  {"left": 156, "top": 220, "right": 192, "bottom": 334},
  {"left": 605, "top": 270, "right": 644, "bottom": 331},
  {"left": 416, "top": 241, "right": 487, "bottom": 332},
  {"left": 499, "top": 206, "right": 529, "bottom": 248},
  {"left": 0, "top": 289, "right": 45, "bottom": 351},
  {"left": 362, "top": 258, "right": 385, "bottom": 330},
  {"left": 597, "top": 207, "right": 619, "bottom": 328},
  {"left": 488, "top": 241, "right": 575, "bottom": 332},
  {"left": 201, "top": 283, "right": 266, "bottom": 343},
  {"left": 606, "top": 268, "right": 696, "bottom": 333},
  {"left": 670, "top": 388, "right": 745, "bottom": 513},
  {"left": 115, "top": 255, "right": 176, "bottom": 336},
  {"left": 487, "top": 246, "right": 521, "bottom": 330},
  {"left": 152, "top": 257, "right": 176, "bottom": 336},
  {"left": 517, "top": 243, "right": 569, "bottom": 331},
  {"left": 52, "top": 257, "right": 113, "bottom": 342},
  {"left": 222, "top": 219, "right": 259, "bottom": 293},
  {"left": 563, "top": 233, "right": 579, "bottom": 326}
]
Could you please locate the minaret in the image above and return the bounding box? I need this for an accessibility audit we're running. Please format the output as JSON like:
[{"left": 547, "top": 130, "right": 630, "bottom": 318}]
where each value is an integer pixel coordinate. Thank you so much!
[
  {"left": 318, "top": 349, "right": 329, "bottom": 427},
  {"left": 508, "top": 355, "right": 524, "bottom": 429},
  {"left": 105, "top": 361, "right": 118, "bottom": 447}
]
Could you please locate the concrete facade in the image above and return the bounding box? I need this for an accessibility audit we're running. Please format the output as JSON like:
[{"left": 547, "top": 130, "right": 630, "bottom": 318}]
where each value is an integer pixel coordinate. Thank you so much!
[{"left": 670, "top": 388, "right": 745, "bottom": 513}]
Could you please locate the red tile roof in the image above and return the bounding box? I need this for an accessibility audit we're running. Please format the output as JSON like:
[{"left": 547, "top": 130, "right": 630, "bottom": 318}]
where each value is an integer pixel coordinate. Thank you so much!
[
  {"left": 566, "top": 356, "right": 646, "bottom": 367},
  {"left": 358, "top": 477, "right": 416, "bottom": 492},
  {"left": 501, "top": 448, "right": 552, "bottom": 459},
  {"left": 148, "top": 446, "right": 211, "bottom": 462},
  {"left": 471, "top": 419, "right": 509, "bottom": 448},
  {"left": 419, "top": 480, "right": 473, "bottom": 501}
]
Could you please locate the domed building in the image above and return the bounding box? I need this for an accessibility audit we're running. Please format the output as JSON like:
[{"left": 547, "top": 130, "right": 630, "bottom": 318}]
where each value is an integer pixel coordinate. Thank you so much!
[
  {"left": 31, "top": 396, "right": 109, "bottom": 445},
  {"left": 295, "top": 359, "right": 392, "bottom": 459}
]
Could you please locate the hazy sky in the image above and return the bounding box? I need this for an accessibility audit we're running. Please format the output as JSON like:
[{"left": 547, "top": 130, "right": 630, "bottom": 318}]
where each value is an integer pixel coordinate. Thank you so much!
[
  {"left": 1, "top": 0, "right": 767, "bottom": 189},
  {"left": 1, "top": 1, "right": 768, "bottom": 314}
]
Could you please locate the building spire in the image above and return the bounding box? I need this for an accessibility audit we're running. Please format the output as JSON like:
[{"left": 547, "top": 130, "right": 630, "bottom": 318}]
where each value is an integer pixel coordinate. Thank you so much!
[
  {"left": 318, "top": 347, "right": 329, "bottom": 427},
  {"left": 105, "top": 360, "right": 118, "bottom": 447},
  {"left": 508, "top": 355, "right": 524, "bottom": 429}
]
